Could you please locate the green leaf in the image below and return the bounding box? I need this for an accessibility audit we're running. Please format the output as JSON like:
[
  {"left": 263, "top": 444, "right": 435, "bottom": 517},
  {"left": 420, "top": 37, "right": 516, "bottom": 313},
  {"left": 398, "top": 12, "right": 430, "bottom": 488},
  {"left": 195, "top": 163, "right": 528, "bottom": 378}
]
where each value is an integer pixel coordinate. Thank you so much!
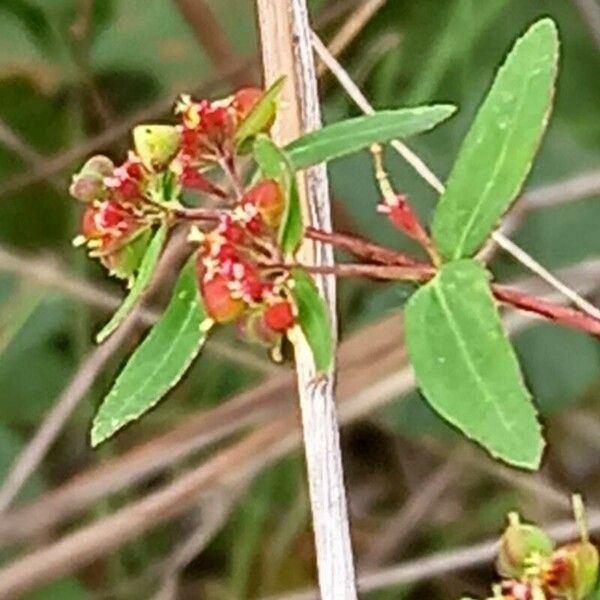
[
  {"left": 404, "top": 259, "right": 543, "bottom": 469},
  {"left": 235, "top": 76, "right": 286, "bottom": 147},
  {"left": 96, "top": 223, "right": 167, "bottom": 343},
  {"left": 431, "top": 18, "right": 559, "bottom": 260},
  {"left": 285, "top": 105, "right": 456, "bottom": 170},
  {"left": 279, "top": 179, "right": 303, "bottom": 256},
  {"left": 290, "top": 269, "right": 333, "bottom": 372},
  {"left": 253, "top": 133, "right": 288, "bottom": 178},
  {"left": 253, "top": 134, "right": 303, "bottom": 256},
  {"left": 91, "top": 258, "right": 209, "bottom": 446}
]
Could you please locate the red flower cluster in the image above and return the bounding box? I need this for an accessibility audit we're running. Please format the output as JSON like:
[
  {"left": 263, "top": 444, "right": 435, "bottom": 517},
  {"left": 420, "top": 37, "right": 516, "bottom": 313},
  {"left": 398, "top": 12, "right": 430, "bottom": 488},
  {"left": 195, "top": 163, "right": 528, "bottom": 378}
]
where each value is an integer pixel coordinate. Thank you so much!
[
  {"left": 70, "top": 153, "right": 154, "bottom": 281},
  {"left": 70, "top": 83, "right": 298, "bottom": 349},
  {"left": 196, "top": 179, "right": 296, "bottom": 342},
  {"left": 172, "top": 87, "right": 266, "bottom": 194}
]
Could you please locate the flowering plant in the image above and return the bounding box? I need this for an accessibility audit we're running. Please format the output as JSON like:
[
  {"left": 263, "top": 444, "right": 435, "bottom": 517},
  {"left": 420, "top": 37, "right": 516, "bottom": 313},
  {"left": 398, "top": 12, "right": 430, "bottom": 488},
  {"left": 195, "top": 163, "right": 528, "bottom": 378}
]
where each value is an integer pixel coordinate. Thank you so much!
[{"left": 70, "top": 18, "right": 600, "bottom": 471}]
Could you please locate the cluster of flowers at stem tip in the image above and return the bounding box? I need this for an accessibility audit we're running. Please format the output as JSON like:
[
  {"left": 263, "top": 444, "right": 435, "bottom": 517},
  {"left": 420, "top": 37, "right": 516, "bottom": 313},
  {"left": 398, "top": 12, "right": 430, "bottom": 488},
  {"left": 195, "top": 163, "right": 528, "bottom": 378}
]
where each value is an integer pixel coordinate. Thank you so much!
[
  {"left": 470, "top": 496, "right": 599, "bottom": 600},
  {"left": 69, "top": 86, "right": 297, "bottom": 356}
]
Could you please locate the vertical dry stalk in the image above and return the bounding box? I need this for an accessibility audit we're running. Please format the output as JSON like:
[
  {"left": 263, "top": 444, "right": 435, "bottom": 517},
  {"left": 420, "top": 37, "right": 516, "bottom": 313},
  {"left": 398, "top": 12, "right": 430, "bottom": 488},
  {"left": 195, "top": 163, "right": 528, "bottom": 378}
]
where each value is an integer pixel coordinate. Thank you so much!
[{"left": 255, "top": 1, "right": 357, "bottom": 598}]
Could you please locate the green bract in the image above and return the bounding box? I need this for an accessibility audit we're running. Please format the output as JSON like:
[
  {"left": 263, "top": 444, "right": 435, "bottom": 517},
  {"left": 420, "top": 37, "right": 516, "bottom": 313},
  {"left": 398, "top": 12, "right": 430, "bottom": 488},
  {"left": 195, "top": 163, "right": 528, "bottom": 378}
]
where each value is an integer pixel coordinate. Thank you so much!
[
  {"left": 290, "top": 268, "right": 334, "bottom": 373},
  {"left": 96, "top": 223, "right": 167, "bottom": 343}
]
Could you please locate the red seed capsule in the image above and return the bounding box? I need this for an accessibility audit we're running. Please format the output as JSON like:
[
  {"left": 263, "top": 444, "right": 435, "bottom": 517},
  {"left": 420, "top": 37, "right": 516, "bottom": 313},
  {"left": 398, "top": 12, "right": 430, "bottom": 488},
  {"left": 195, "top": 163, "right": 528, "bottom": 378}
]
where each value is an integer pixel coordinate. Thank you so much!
[
  {"left": 244, "top": 179, "right": 284, "bottom": 228},
  {"left": 201, "top": 275, "right": 245, "bottom": 323},
  {"left": 264, "top": 301, "right": 295, "bottom": 332},
  {"left": 545, "top": 542, "right": 599, "bottom": 599}
]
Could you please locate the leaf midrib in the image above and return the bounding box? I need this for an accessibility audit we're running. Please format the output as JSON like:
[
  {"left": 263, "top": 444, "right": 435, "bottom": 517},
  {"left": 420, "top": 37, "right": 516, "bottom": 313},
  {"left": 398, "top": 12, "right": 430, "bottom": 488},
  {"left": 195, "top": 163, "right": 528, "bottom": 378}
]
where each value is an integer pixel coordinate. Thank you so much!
[
  {"left": 432, "top": 277, "right": 514, "bottom": 434},
  {"left": 95, "top": 297, "right": 203, "bottom": 436},
  {"left": 287, "top": 108, "right": 447, "bottom": 167},
  {"left": 450, "top": 50, "right": 541, "bottom": 259}
]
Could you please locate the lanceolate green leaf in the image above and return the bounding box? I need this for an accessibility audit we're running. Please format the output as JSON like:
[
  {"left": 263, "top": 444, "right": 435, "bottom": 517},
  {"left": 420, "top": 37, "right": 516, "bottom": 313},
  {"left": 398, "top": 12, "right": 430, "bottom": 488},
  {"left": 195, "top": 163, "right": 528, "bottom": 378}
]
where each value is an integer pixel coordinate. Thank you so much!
[
  {"left": 91, "top": 258, "right": 209, "bottom": 446},
  {"left": 285, "top": 105, "right": 456, "bottom": 170},
  {"left": 279, "top": 179, "right": 303, "bottom": 257},
  {"left": 404, "top": 259, "right": 543, "bottom": 469},
  {"left": 432, "top": 18, "right": 559, "bottom": 261},
  {"left": 235, "top": 76, "right": 286, "bottom": 147},
  {"left": 290, "top": 268, "right": 333, "bottom": 373},
  {"left": 253, "top": 134, "right": 303, "bottom": 256},
  {"left": 96, "top": 223, "right": 167, "bottom": 343}
]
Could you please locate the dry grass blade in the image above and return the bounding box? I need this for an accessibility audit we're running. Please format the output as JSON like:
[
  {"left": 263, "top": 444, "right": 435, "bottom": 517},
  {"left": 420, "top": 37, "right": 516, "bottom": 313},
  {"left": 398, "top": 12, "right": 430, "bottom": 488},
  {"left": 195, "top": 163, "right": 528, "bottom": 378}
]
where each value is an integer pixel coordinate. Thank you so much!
[
  {"left": 571, "top": 0, "right": 600, "bottom": 51},
  {"left": 0, "top": 229, "right": 193, "bottom": 514},
  {"left": 316, "top": 0, "right": 387, "bottom": 76},
  {"left": 173, "top": 0, "right": 252, "bottom": 87}
]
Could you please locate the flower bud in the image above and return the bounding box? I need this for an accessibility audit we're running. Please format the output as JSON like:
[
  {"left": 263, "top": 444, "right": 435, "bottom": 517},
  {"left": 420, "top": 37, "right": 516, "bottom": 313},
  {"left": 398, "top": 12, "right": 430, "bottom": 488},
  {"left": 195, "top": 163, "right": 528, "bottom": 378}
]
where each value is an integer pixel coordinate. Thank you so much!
[
  {"left": 237, "top": 310, "right": 280, "bottom": 347},
  {"left": 496, "top": 513, "right": 554, "bottom": 579},
  {"left": 545, "top": 541, "right": 599, "bottom": 599},
  {"left": 133, "top": 125, "right": 181, "bottom": 171},
  {"left": 244, "top": 179, "right": 284, "bottom": 228},
  {"left": 70, "top": 173, "right": 105, "bottom": 203},
  {"left": 70, "top": 156, "right": 114, "bottom": 202},
  {"left": 378, "top": 195, "right": 429, "bottom": 243},
  {"left": 264, "top": 301, "right": 295, "bottom": 333},
  {"left": 200, "top": 275, "right": 245, "bottom": 323},
  {"left": 80, "top": 155, "right": 115, "bottom": 178}
]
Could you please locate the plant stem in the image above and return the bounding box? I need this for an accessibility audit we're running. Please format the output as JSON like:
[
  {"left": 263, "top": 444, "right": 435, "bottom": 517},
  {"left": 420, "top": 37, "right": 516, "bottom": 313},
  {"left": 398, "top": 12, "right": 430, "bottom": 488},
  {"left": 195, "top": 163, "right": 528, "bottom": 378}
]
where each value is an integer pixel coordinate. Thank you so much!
[
  {"left": 219, "top": 155, "right": 244, "bottom": 200},
  {"left": 300, "top": 262, "right": 434, "bottom": 282},
  {"left": 306, "top": 226, "right": 422, "bottom": 267},
  {"left": 493, "top": 284, "right": 600, "bottom": 337}
]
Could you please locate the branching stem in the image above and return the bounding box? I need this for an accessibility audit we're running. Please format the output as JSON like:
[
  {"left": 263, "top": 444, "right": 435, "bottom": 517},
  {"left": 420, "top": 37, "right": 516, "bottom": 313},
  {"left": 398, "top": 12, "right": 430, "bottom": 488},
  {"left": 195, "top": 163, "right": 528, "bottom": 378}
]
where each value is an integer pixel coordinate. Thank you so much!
[
  {"left": 305, "top": 226, "right": 422, "bottom": 267},
  {"left": 493, "top": 285, "right": 600, "bottom": 337}
]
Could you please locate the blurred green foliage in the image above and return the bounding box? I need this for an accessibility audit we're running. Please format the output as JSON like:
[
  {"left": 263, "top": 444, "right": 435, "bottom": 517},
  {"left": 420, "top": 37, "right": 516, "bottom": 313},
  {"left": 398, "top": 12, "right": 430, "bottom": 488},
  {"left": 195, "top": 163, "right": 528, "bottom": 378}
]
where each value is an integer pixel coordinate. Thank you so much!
[{"left": 0, "top": 0, "right": 598, "bottom": 598}]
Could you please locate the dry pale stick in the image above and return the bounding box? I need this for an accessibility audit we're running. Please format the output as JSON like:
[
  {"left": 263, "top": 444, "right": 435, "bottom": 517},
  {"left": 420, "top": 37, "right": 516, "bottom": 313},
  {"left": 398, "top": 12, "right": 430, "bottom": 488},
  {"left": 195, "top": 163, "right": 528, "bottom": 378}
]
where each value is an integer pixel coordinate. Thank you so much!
[
  {"left": 316, "top": 0, "right": 387, "bottom": 76},
  {"left": 310, "top": 31, "right": 600, "bottom": 321},
  {"left": 256, "top": 1, "right": 357, "bottom": 598}
]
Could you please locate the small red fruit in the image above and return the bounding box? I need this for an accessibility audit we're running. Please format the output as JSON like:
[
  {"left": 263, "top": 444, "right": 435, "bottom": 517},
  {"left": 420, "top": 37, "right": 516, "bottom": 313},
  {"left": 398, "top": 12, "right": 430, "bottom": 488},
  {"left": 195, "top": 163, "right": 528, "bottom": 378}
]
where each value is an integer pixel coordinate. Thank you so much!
[
  {"left": 264, "top": 301, "right": 294, "bottom": 332},
  {"left": 201, "top": 275, "right": 245, "bottom": 323},
  {"left": 244, "top": 179, "right": 284, "bottom": 228}
]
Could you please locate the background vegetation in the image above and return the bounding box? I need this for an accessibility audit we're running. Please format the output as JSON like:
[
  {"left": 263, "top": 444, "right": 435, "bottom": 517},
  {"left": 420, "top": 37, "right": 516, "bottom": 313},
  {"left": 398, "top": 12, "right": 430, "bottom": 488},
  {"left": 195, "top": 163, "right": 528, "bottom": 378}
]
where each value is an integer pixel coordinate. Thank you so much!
[{"left": 0, "top": 0, "right": 599, "bottom": 598}]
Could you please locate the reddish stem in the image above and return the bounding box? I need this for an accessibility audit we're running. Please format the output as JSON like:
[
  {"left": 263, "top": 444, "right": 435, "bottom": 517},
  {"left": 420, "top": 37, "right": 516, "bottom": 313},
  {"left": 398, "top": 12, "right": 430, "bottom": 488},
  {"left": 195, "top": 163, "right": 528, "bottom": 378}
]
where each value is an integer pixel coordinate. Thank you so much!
[
  {"left": 306, "top": 227, "right": 425, "bottom": 268},
  {"left": 493, "top": 284, "right": 600, "bottom": 337},
  {"left": 300, "top": 262, "right": 435, "bottom": 282}
]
